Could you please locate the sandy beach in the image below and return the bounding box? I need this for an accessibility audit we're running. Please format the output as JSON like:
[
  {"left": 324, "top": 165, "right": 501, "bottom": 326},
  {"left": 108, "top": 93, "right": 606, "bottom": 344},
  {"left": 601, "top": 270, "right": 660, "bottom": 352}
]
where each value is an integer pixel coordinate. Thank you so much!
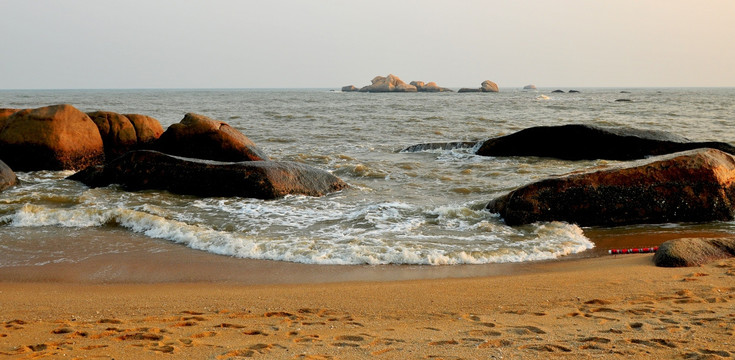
[{"left": 1, "top": 243, "right": 734, "bottom": 359}]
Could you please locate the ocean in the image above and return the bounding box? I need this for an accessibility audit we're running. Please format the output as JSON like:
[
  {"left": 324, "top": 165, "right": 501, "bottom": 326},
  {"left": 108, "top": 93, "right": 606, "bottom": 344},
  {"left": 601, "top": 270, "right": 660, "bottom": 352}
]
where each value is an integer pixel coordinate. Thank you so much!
[{"left": 1, "top": 88, "right": 734, "bottom": 267}]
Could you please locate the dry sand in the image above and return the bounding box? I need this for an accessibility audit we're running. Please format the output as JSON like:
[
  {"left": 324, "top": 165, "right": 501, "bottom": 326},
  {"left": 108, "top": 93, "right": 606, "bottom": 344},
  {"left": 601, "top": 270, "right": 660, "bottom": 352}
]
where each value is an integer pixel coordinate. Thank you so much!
[{"left": 1, "top": 251, "right": 734, "bottom": 359}]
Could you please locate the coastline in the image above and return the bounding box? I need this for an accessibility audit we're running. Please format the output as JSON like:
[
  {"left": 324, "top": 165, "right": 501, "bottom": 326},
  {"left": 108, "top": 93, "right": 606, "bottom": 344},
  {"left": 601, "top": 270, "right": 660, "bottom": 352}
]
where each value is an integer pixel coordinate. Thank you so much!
[{"left": 2, "top": 233, "right": 734, "bottom": 358}]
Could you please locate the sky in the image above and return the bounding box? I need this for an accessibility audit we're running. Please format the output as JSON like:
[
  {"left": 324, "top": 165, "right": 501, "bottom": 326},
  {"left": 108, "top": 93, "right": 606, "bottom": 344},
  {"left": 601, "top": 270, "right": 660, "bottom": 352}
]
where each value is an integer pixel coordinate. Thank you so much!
[{"left": 1, "top": 0, "right": 734, "bottom": 89}]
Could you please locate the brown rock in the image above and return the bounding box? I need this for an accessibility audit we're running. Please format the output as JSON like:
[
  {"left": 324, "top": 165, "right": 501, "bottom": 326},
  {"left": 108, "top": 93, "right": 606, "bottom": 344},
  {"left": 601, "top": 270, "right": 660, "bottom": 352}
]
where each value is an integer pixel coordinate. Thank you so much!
[
  {"left": 0, "top": 159, "right": 17, "bottom": 192},
  {"left": 411, "top": 81, "right": 453, "bottom": 92},
  {"left": 653, "top": 237, "right": 735, "bottom": 267},
  {"left": 359, "top": 75, "right": 417, "bottom": 93},
  {"left": 341, "top": 85, "right": 359, "bottom": 92},
  {"left": 87, "top": 111, "right": 139, "bottom": 159},
  {"left": 124, "top": 114, "right": 164, "bottom": 145},
  {"left": 0, "top": 104, "right": 105, "bottom": 171},
  {"left": 0, "top": 108, "right": 19, "bottom": 132},
  {"left": 155, "top": 113, "right": 269, "bottom": 162},
  {"left": 481, "top": 80, "right": 499, "bottom": 92},
  {"left": 487, "top": 149, "right": 735, "bottom": 226},
  {"left": 68, "top": 150, "right": 347, "bottom": 199}
]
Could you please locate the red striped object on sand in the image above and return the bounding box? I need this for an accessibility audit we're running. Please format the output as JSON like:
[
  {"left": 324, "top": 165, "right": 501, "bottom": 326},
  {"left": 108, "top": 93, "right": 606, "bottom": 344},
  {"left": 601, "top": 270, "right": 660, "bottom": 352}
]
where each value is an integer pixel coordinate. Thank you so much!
[{"left": 608, "top": 247, "right": 658, "bottom": 255}]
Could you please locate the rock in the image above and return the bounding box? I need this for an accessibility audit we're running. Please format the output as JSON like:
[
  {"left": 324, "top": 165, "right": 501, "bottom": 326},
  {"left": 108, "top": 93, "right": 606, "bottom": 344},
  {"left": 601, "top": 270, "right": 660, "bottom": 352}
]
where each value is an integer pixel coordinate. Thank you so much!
[
  {"left": 620, "top": 91, "right": 631, "bottom": 94},
  {"left": 87, "top": 111, "right": 164, "bottom": 160},
  {"left": 0, "top": 109, "right": 19, "bottom": 133},
  {"left": 341, "top": 85, "right": 359, "bottom": 92},
  {"left": 475, "top": 124, "right": 735, "bottom": 160},
  {"left": 155, "top": 113, "right": 269, "bottom": 162},
  {"left": 359, "top": 74, "right": 417, "bottom": 93},
  {"left": 0, "top": 104, "right": 105, "bottom": 171},
  {"left": 67, "top": 150, "right": 348, "bottom": 199},
  {"left": 552, "top": 90, "right": 565, "bottom": 93},
  {"left": 487, "top": 149, "right": 735, "bottom": 227},
  {"left": 410, "top": 81, "right": 453, "bottom": 92},
  {"left": 0, "top": 159, "right": 18, "bottom": 192},
  {"left": 615, "top": 99, "right": 632, "bottom": 102},
  {"left": 653, "top": 238, "right": 735, "bottom": 267},
  {"left": 401, "top": 141, "right": 479, "bottom": 153},
  {"left": 569, "top": 90, "right": 580, "bottom": 93},
  {"left": 481, "top": 80, "right": 499, "bottom": 92},
  {"left": 457, "top": 88, "right": 482, "bottom": 93},
  {"left": 523, "top": 85, "right": 537, "bottom": 90}
]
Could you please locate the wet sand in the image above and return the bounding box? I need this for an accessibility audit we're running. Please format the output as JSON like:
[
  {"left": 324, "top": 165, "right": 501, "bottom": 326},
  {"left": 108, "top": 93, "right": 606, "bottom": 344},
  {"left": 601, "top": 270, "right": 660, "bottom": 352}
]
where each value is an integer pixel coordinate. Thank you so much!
[{"left": 1, "top": 242, "right": 734, "bottom": 359}]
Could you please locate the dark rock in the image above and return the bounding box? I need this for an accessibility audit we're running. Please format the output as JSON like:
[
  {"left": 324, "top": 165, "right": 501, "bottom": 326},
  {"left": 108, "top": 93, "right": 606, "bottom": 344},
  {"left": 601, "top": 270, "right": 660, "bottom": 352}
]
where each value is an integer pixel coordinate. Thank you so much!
[
  {"left": 401, "top": 141, "right": 479, "bottom": 153},
  {"left": 552, "top": 90, "right": 565, "bottom": 93},
  {"left": 0, "top": 159, "right": 17, "bottom": 192},
  {"left": 487, "top": 149, "right": 735, "bottom": 226},
  {"left": 341, "top": 85, "right": 359, "bottom": 92},
  {"left": 615, "top": 99, "right": 632, "bottom": 102},
  {"left": 0, "top": 104, "right": 105, "bottom": 171},
  {"left": 155, "top": 113, "right": 269, "bottom": 162},
  {"left": 653, "top": 237, "right": 735, "bottom": 267},
  {"left": 475, "top": 124, "right": 735, "bottom": 160},
  {"left": 458, "top": 88, "right": 482, "bottom": 93},
  {"left": 569, "top": 90, "right": 580, "bottom": 93},
  {"left": 620, "top": 91, "right": 631, "bottom": 94},
  {"left": 68, "top": 150, "right": 348, "bottom": 199}
]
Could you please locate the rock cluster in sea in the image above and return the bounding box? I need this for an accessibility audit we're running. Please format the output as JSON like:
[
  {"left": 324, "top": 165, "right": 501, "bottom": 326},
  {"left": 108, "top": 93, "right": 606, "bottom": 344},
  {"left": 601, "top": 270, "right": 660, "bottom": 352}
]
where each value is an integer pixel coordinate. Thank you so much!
[
  {"left": 0, "top": 105, "right": 347, "bottom": 198},
  {"left": 342, "top": 74, "right": 497, "bottom": 93}
]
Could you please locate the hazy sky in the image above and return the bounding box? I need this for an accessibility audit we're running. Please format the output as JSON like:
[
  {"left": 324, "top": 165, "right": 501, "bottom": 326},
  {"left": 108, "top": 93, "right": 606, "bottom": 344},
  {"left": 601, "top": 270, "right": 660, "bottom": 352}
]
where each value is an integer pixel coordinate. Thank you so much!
[{"left": 2, "top": 0, "right": 733, "bottom": 89}]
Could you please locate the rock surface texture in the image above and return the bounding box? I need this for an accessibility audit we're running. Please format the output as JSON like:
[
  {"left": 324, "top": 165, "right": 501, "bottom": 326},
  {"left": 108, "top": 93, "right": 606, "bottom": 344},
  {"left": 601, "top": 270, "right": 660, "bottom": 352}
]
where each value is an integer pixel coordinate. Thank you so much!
[
  {"left": 0, "top": 104, "right": 105, "bottom": 171},
  {"left": 155, "top": 113, "right": 269, "bottom": 162},
  {"left": 68, "top": 150, "right": 347, "bottom": 199},
  {"left": 653, "top": 238, "right": 735, "bottom": 267},
  {"left": 87, "top": 111, "right": 164, "bottom": 160},
  {"left": 0, "top": 159, "right": 17, "bottom": 192},
  {"left": 487, "top": 149, "right": 735, "bottom": 227},
  {"left": 476, "top": 124, "right": 735, "bottom": 160}
]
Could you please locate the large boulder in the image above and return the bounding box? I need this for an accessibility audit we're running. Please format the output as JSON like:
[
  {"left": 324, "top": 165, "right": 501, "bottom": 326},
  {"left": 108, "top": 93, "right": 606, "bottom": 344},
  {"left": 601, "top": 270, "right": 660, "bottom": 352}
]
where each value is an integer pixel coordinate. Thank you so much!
[
  {"left": 487, "top": 149, "right": 735, "bottom": 227},
  {"left": 0, "top": 159, "right": 17, "bottom": 192},
  {"left": 476, "top": 124, "right": 735, "bottom": 160},
  {"left": 653, "top": 238, "right": 735, "bottom": 267},
  {"left": 67, "top": 150, "right": 348, "bottom": 199},
  {"left": 410, "top": 81, "right": 453, "bottom": 92},
  {"left": 481, "top": 80, "right": 499, "bottom": 92},
  {"left": 0, "top": 104, "right": 105, "bottom": 171},
  {"left": 359, "top": 75, "right": 417, "bottom": 93},
  {"left": 155, "top": 113, "right": 269, "bottom": 162},
  {"left": 341, "top": 85, "right": 359, "bottom": 92},
  {"left": 87, "top": 111, "right": 164, "bottom": 160}
]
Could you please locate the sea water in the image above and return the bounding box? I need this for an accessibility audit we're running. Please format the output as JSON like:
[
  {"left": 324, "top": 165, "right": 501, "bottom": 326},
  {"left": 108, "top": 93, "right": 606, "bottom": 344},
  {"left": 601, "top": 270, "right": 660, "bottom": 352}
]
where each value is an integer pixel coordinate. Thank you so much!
[{"left": 1, "top": 88, "right": 734, "bottom": 266}]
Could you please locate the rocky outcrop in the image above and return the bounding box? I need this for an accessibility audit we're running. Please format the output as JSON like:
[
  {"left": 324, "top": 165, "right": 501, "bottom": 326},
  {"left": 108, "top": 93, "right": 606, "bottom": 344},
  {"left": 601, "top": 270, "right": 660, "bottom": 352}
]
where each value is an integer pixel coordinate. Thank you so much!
[
  {"left": 523, "top": 85, "right": 537, "bottom": 90},
  {"left": 0, "top": 159, "right": 17, "bottom": 192},
  {"left": 87, "top": 111, "right": 164, "bottom": 160},
  {"left": 487, "top": 149, "right": 735, "bottom": 227},
  {"left": 459, "top": 80, "right": 499, "bottom": 93},
  {"left": 155, "top": 113, "right": 269, "bottom": 162},
  {"left": 0, "top": 104, "right": 105, "bottom": 171},
  {"left": 68, "top": 150, "right": 348, "bottom": 199},
  {"left": 552, "top": 90, "right": 565, "bottom": 93},
  {"left": 359, "top": 75, "right": 417, "bottom": 93},
  {"left": 653, "top": 238, "right": 735, "bottom": 267},
  {"left": 476, "top": 124, "right": 735, "bottom": 160},
  {"left": 341, "top": 85, "right": 359, "bottom": 92},
  {"left": 410, "top": 81, "right": 453, "bottom": 92}
]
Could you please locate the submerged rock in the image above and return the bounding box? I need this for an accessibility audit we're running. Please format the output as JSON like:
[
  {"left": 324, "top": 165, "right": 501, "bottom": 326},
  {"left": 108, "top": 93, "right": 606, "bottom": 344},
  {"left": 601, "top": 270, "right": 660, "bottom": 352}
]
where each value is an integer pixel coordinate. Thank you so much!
[
  {"left": 653, "top": 238, "right": 735, "bottom": 267},
  {"left": 0, "top": 159, "right": 17, "bottom": 192},
  {"left": 359, "top": 75, "right": 417, "bottom": 93},
  {"left": 552, "top": 90, "right": 565, "bottom": 93},
  {"left": 475, "top": 124, "right": 735, "bottom": 160},
  {"left": 68, "top": 150, "right": 347, "bottom": 199},
  {"left": 155, "top": 113, "right": 269, "bottom": 162},
  {"left": 0, "top": 104, "right": 105, "bottom": 171},
  {"left": 487, "top": 149, "right": 735, "bottom": 227},
  {"left": 401, "top": 141, "right": 479, "bottom": 153}
]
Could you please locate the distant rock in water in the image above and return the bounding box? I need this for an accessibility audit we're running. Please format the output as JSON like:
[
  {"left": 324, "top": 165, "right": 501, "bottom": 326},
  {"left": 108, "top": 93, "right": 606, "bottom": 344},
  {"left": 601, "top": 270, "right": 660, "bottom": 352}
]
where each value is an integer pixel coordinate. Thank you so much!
[
  {"left": 487, "top": 149, "right": 735, "bottom": 227},
  {"left": 551, "top": 89, "right": 565, "bottom": 93},
  {"left": 523, "top": 84, "right": 537, "bottom": 90},
  {"left": 359, "top": 74, "right": 417, "bottom": 93},
  {"left": 615, "top": 98, "right": 632, "bottom": 102},
  {"left": 653, "top": 237, "right": 735, "bottom": 267},
  {"left": 155, "top": 113, "right": 270, "bottom": 162},
  {"left": 568, "top": 90, "right": 580, "bottom": 93},
  {"left": 475, "top": 124, "right": 735, "bottom": 160},
  {"left": 620, "top": 91, "right": 631, "bottom": 94},
  {"left": 0, "top": 104, "right": 105, "bottom": 171},
  {"left": 410, "top": 81, "right": 453, "bottom": 92},
  {"left": 458, "top": 80, "right": 499, "bottom": 93},
  {"left": 0, "top": 159, "right": 17, "bottom": 192},
  {"left": 68, "top": 150, "right": 348, "bottom": 199},
  {"left": 341, "top": 85, "right": 359, "bottom": 92},
  {"left": 401, "top": 141, "right": 479, "bottom": 153}
]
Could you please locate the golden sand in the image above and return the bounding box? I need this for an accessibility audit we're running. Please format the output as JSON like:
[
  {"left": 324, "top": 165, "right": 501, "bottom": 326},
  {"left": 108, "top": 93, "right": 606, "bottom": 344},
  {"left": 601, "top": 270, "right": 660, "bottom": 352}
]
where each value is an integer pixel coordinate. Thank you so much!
[{"left": 1, "top": 253, "right": 734, "bottom": 359}]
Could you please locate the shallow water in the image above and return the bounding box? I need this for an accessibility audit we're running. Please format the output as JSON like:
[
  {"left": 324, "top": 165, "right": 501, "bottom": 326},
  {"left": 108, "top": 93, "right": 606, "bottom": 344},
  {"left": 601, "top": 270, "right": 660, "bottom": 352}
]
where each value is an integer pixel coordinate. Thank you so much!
[{"left": 1, "top": 88, "right": 734, "bottom": 266}]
